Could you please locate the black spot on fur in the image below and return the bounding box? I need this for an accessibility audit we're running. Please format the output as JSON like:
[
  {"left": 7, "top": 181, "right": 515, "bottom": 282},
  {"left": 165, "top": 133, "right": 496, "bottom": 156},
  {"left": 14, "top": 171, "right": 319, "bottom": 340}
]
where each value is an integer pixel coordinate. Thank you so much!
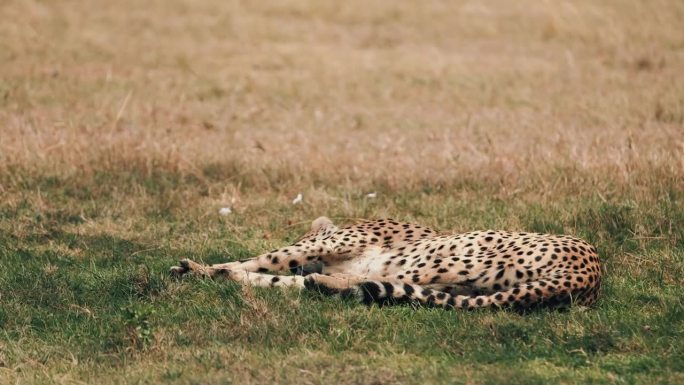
[
  {"left": 304, "top": 279, "right": 339, "bottom": 296},
  {"left": 339, "top": 289, "right": 355, "bottom": 299},
  {"left": 382, "top": 282, "right": 395, "bottom": 298},
  {"left": 359, "top": 282, "right": 382, "bottom": 305}
]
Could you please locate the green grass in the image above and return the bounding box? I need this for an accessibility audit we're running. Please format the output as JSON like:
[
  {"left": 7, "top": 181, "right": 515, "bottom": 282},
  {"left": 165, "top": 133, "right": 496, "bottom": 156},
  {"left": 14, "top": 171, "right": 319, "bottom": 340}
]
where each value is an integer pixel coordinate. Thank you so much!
[{"left": 1, "top": 167, "right": 682, "bottom": 384}]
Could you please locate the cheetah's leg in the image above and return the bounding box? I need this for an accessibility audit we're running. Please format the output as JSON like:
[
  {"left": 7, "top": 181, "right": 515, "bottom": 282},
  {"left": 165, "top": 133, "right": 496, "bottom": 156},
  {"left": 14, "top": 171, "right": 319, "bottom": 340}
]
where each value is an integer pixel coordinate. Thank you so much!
[
  {"left": 170, "top": 240, "right": 334, "bottom": 278},
  {"left": 304, "top": 273, "right": 388, "bottom": 290},
  {"left": 185, "top": 269, "right": 379, "bottom": 291},
  {"left": 223, "top": 270, "right": 384, "bottom": 290},
  {"left": 214, "top": 269, "right": 307, "bottom": 288}
]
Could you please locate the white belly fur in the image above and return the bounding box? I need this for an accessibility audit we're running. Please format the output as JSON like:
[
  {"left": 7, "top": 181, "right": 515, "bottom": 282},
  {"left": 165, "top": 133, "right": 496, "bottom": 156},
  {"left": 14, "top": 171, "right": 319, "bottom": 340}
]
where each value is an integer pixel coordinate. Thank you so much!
[{"left": 322, "top": 247, "right": 391, "bottom": 276}]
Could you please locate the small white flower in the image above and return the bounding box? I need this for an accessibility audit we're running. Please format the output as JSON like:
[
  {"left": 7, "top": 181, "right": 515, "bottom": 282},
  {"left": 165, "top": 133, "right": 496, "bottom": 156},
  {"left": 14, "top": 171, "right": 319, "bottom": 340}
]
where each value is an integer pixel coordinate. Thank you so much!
[
  {"left": 292, "top": 193, "right": 303, "bottom": 205},
  {"left": 366, "top": 192, "right": 377, "bottom": 199},
  {"left": 218, "top": 207, "right": 232, "bottom": 216}
]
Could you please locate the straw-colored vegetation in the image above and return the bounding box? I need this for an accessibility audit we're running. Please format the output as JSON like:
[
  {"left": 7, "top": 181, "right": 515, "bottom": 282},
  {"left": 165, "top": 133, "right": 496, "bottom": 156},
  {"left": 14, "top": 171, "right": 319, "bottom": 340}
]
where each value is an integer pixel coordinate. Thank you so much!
[{"left": 1, "top": 0, "right": 682, "bottom": 383}]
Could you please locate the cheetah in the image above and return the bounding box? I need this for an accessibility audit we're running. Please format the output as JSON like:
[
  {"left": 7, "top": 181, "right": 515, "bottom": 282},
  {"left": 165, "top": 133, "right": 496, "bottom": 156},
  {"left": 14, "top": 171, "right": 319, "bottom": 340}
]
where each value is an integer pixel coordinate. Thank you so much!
[{"left": 170, "top": 217, "right": 601, "bottom": 310}]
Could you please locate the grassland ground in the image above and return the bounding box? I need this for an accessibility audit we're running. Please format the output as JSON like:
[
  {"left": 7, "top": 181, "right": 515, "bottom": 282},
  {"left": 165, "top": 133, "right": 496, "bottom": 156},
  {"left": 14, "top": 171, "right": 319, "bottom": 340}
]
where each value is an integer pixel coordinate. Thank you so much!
[{"left": 1, "top": 0, "right": 683, "bottom": 384}]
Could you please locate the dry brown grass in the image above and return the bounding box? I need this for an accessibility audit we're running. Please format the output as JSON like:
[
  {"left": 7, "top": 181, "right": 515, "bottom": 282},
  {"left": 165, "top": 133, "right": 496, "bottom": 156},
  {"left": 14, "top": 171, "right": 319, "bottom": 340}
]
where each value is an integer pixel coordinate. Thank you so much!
[{"left": 2, "top": 0, "right": 682, "bottom": 191}]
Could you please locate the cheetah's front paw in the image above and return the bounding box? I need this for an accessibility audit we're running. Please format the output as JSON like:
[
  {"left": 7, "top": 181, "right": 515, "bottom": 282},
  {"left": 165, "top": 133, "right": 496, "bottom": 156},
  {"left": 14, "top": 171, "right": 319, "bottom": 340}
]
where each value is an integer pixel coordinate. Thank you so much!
[{"left": 169, "top": 258, "right": 210, "bottom": 278}]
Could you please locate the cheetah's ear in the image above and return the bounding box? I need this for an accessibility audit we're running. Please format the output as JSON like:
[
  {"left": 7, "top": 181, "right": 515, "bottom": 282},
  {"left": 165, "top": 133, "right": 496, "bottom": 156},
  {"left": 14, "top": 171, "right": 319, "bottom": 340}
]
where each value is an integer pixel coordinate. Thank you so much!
[{"left": 311, "top": 216, "right": 333, "bottom": 231}]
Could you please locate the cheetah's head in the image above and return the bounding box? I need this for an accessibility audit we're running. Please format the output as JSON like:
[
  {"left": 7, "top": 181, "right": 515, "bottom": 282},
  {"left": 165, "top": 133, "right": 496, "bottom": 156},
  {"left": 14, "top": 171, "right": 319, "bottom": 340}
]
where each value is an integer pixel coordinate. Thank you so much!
[{"left": 297, "top": 216, "right": 339, "bottom": 243}]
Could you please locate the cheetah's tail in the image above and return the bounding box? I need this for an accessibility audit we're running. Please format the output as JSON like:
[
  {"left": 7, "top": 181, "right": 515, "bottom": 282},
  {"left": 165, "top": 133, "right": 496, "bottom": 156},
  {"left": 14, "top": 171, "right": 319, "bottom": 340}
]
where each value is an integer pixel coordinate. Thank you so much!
[{"left": 307, "top": 277, "right": 600, "bottom": 310}]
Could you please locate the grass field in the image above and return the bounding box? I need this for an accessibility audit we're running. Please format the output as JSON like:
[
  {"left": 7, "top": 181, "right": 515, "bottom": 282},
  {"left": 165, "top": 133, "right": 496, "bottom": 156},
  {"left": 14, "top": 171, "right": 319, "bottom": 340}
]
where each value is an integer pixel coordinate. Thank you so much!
[{"left": 1, "top": 0, "right": 683, "bottom": 383}]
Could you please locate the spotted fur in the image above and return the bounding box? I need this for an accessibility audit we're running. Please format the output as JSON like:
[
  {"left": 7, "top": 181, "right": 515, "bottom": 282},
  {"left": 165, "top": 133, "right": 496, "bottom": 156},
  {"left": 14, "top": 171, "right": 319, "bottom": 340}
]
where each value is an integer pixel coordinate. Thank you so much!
[{"left": 170, "top": 217, "right": 601, "bottom": 310}]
